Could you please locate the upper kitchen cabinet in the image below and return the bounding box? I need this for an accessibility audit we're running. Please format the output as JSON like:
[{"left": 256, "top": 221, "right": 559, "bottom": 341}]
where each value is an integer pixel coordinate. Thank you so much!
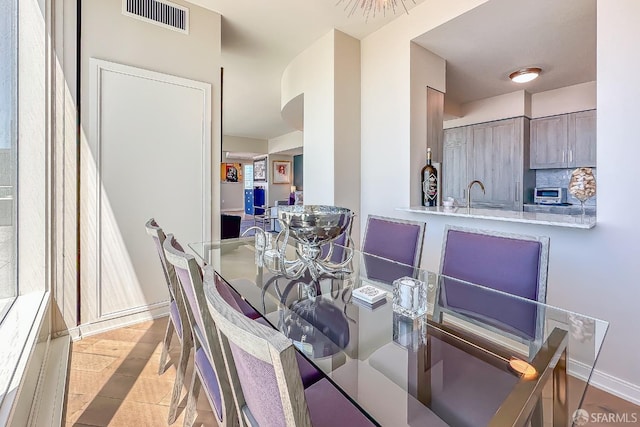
[
  {"left": 530, "top": 114, "right": 568, "bottom": 169},
  {"left": 530, "top": 110, "right": 596, "bottom": 169},
  {"left": 568, "top": 110, "right": 597, "bottom": 168}
]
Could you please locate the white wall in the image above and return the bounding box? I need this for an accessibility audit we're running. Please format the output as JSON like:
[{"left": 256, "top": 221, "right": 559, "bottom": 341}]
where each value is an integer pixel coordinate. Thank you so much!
[
  {"left": 531, "top": 81, "right": 596, "bottom": 118},
  {"left": 360, "top": 0, "right": 640, "bottom": 403},
  {"left": 443, "top": 90, "right": 529, "bottom": 128},
  {"left": 333, "top": 31, "right": 361, "bottom": 242},
  {"left": 281, "top": 29, "right": 361, "bottom": 240},
  {"left": 590, "top": 0, "right": 640, "bottom": 401},
  {"left": 220, "top": 182, "right": 244, "bottom": 211},
  {"left": 410, "top": 43, "right": 445, "bottom": 206},
  {"left": 79, "top": 0, "right": 221, "bottom": 331},
  {"left": 282, "top": 31, "right": 335, "bottom": 205},
  {"left": 223, "top": 135, "right": 268, "bottom": 154},
  {"left": 361, "top": 0, "right": 489, "bottom": 225},
  {"left": 268, "top": 130, "right": 302, "bottom": 154},
  {"left": 444, "top": 82, "right": 597, "bottom": 129}
]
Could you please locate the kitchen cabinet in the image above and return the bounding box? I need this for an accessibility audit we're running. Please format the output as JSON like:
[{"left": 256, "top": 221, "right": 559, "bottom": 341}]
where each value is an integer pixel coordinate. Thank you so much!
[
  {"left": 530, "top": 109, "right": 596, "bottom": 169},
  {"left": 568, "top": 110, "right": 597, "bottom": 167},
  {"left": 443, "top": 117, "right": 534, "bottom": 209},
  {"left": 468, "top": 117, "right": 533, "bottom": 209},
  {"left": 442, "top": 126, "right": 468, "bottom": 205}
]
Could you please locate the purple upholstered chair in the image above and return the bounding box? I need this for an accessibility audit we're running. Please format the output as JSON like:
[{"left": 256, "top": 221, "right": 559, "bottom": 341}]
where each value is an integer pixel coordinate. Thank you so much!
[
  {"left": 429, "top": 225, "right": 550, "bottom": 427},
  {"left": 163, "top": 236, "right": 323, "bottom": 426},
  {"left": 144, "top": 219, "right": 191, "bottom": 424},
  {"left": 435, "top": 225, "right": 549, "bottom": 344},
  {"left": 163, "top": 234, "right": 237, "bottom": 427},
  {"left": 203, "top": 265, "right": 375, "bottom": 427},
  {"left": 361, "top": 215, "right": 425, "bottom": 285}
]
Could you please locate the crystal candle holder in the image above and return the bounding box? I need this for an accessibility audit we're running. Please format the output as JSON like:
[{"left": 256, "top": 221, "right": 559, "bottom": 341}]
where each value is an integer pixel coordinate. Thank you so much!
[
  {"left": 392, "top": 312, "right": 427, "bottom": 351},
  {"left": 392, "top": 276, "right": 427, "bottom": 318}
]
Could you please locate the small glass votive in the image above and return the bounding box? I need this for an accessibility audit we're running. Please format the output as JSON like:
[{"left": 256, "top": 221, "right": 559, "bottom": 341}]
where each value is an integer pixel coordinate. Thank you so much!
[
  {"left": 392, "top": 276, "right": 427, "bottom": 318},
  {"left": 392, "top": 312, "right": 427, "bottom": 350}
]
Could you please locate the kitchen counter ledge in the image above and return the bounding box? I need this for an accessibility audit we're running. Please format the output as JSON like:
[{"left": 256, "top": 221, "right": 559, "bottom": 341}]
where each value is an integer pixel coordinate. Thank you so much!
[{"left": 398, "top": 206, "right": 596, "bottom": 229}]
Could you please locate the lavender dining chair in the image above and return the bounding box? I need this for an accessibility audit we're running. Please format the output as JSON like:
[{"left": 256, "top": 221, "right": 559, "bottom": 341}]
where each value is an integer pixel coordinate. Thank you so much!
[
  {"left": 163, "top": 236, "right": 323, "bottom": 426},
  {"left": 434, "top": 225, "right": 550, "bottom": 345},
  {"left": 360, "top": 215, "right": 426, "bottom": 285},
  {"left": 428, "top": 225, "right": 550, "bottom": 427},
  {"left": 163, "top": 234, "right": 237, "bottom": 427},
  {"left": 144, "top": 219, "right": 192, "bottom": 424},
  {"left": 203, "top": 265, "right": 375, "bottom": 427}
]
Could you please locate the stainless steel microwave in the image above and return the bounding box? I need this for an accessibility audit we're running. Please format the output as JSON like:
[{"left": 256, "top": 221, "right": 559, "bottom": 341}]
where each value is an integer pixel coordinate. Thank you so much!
[{"left": 534, "top": 187, "right": 567, "bottom": 205}]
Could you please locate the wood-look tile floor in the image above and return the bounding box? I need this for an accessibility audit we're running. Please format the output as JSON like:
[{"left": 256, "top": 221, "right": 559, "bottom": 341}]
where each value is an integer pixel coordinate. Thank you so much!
[
  {"left": 64, "top": 317, "right": 639, "bottom": 427},
  {"left": 64, "top": 317, "right": 216, "bottom": 427}
]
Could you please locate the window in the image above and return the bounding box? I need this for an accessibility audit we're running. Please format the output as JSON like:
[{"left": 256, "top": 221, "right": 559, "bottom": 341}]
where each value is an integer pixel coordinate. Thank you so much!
[{"left": 0, "top": 0, "right": 17, "bottom": 321}]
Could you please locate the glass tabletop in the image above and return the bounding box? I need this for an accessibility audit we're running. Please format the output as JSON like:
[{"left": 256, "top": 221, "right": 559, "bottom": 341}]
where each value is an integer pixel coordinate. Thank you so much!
[{"left": 189, "top": 238, "right": 608, "bottom": 427}]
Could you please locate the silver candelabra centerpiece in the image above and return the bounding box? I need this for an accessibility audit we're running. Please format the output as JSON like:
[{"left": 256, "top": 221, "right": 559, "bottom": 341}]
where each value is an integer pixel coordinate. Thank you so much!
[{"left": 247, "top": 205, "right": 355, "bottom": 282}]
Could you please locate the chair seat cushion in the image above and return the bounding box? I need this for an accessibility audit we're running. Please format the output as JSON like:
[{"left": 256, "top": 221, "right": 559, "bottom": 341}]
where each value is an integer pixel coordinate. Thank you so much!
[
  {"left": 169, "top": 301, "right": 182, "bottom": 340},
  {"left": 255, "top": 317, "right": 323, "bottom": 388},
  {"left": 305, "top": 378, "right": 374, "bottom": 427},
  {"left": 194, "top": 347, "right": 223, "bottom": 421}
]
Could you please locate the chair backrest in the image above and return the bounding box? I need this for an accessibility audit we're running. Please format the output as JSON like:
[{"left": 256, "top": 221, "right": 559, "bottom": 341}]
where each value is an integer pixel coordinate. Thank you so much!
[
  {"left": 163, "top": 234, "right": 237, "bottom": 425},
  {"left": 361, "top": 215, "right": 425, "bottom": 267},
  {"left": 436, "top": 225, "right": 549, "bottom": 343},
  {"left": 360, "top": 215, "right": 425, "bottom": 285},
  {"left": 203, "top": 266, "right": 312, "bottom": 427},
  {"left": 144, "top": 218, "right": 179, "bottom": 301}
]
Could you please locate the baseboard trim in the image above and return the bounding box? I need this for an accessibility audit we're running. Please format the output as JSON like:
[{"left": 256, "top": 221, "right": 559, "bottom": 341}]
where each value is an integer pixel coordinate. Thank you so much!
[
  {"left": 569, "top": 359, "right": 640, "bottom": 406},
  {"left": 70, "top": 303, "right": 170, "bottom": 341}
]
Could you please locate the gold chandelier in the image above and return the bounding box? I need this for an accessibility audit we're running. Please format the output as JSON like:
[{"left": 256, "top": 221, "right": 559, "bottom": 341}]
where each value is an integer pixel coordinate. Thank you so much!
[{"left": 337, "top": 0, "right": 416, "bottom": 20}]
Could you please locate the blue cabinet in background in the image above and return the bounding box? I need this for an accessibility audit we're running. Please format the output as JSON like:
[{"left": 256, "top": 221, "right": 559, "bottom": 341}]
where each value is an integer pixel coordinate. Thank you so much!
[
  {"left": 253, "top": 187, "right": 266, "bottom": 215},
  {"left": 244, "top": 189, "right": 254, "bottom": 215}
]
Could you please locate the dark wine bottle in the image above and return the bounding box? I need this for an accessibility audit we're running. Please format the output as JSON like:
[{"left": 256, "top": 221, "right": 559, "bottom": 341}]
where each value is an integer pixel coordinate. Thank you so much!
[{"left": 421, "top": 148, "right": 438, "bottom": 207}]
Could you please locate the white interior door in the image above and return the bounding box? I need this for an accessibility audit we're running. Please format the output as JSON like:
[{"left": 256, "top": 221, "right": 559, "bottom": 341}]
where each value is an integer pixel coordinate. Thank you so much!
[{"left": 81, "top": 59, "right": 211, "bottom": 327}]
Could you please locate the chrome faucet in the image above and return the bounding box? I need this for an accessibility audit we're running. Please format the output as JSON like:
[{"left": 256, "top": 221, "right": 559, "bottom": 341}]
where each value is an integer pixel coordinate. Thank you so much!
[{"left": 467, "top": 180, "right": 485, "bottom": 208}]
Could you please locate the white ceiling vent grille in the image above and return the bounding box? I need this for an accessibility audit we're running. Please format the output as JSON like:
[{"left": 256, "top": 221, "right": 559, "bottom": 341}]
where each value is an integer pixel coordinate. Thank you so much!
[{"left": 123, "top": 0, "right": 189, "bottom": 34}]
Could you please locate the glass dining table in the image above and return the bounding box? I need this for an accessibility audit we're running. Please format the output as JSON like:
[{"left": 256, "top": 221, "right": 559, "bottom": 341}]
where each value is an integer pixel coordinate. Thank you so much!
[{"left": 189, "top": 238, "right": 608, "bottom": 427}]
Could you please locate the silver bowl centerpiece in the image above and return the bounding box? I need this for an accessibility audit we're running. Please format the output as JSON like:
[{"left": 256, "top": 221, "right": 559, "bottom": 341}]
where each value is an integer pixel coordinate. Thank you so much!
[
  {"left": 278, "top": 205, "right": 351, "bottom": 246},
  {"left": 247, "top": 205, "right": 355, "bottom": 281}
]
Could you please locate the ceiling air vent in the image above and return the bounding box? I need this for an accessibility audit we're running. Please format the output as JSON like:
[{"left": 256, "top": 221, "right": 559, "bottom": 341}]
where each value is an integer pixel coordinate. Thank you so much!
[{"left": 123, "top": 0, "right": 189, "bottom": 34}]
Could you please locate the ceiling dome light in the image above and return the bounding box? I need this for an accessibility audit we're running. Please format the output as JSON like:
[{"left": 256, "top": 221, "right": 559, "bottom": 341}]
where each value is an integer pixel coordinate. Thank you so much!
[{"left": 509, "top": 67, "right": 542, "bottom": 83}]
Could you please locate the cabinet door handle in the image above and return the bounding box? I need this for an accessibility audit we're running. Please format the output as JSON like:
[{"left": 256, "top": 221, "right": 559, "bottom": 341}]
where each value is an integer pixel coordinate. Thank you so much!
[
  {"left": 569, "top": 149, "right": 573, "bottom": 164},
  {"left": 562, "top": 150, "right": 565, "bottom": 163},
  {"left": 515, "top": 181, "right": 520, "bottom": 202}
]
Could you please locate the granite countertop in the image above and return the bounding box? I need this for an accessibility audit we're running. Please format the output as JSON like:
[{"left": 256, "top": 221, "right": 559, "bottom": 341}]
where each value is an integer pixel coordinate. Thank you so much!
[
  {"left": 397, "top": 206, "right": 596, "bottom": 229},
  {"left": 523, "top": 203, "right": 596, "bottom": 215}
]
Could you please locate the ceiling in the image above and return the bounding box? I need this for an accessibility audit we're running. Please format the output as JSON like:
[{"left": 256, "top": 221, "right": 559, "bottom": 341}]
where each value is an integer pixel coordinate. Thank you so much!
[
  {"left": 189, "top": 0, "right": 426, "bottom": 140},
  {"left": 189, "top": 0, "right": 596, "bottom": 140},
  {"left": 413, "top": 0, "right": 596, "bottom": 106}
]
